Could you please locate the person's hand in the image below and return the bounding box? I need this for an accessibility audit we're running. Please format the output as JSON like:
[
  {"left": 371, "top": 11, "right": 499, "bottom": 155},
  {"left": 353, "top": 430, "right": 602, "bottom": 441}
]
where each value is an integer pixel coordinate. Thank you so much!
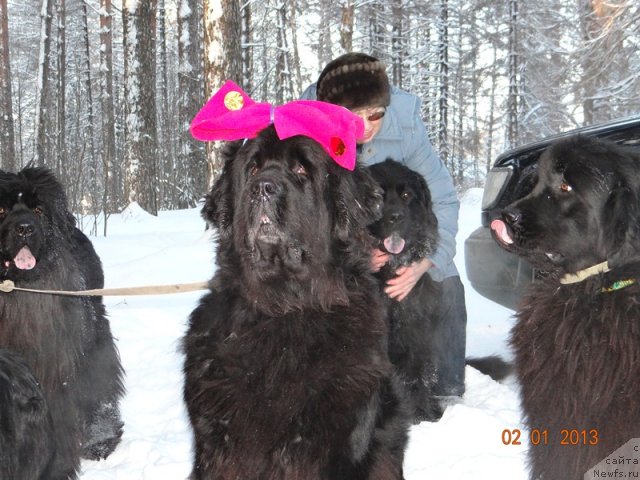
[
  {"left": 384, "top": 258, "right": 433, "bottom": 301},
  {"left": 370, "top": 248, "right": 390, "bottom": 272}
]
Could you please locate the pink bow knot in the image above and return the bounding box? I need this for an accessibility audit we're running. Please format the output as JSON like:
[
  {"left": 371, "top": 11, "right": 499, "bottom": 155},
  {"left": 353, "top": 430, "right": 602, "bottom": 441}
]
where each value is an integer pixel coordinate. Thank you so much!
[{"left": 190, "top": 80, "right": 364, "bottom": 171}]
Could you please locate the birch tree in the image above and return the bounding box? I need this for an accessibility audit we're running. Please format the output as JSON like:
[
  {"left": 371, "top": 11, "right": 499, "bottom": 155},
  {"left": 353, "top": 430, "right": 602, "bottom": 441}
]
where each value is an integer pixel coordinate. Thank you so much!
[{"left": 203, "top": 0, "right": 241, "bottom": 179}]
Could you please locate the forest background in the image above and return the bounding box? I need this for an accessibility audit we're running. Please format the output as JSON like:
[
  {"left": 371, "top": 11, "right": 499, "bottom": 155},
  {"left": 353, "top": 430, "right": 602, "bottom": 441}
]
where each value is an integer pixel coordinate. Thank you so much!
[{"left": 0, "top": 0, "right": 638, "bottom": 234}]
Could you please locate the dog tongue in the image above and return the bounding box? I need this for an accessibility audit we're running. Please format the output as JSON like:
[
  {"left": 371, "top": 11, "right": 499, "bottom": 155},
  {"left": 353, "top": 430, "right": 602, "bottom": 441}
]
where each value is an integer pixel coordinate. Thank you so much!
[
  {"left": 14, "top": 246, "right": 36, "bottom": 270},
  {"left": 490, "top": 219, "right": 514, "bottom": 245},
  {"left": 383, "top": 233, "right": 405, "bottom": 254}
]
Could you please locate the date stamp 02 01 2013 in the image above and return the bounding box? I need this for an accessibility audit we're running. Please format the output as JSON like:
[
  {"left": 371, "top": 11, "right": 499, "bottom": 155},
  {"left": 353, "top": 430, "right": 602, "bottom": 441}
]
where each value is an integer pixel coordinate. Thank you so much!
[{"left": 501, "top": 428, "right": 599, "bottom": 447}]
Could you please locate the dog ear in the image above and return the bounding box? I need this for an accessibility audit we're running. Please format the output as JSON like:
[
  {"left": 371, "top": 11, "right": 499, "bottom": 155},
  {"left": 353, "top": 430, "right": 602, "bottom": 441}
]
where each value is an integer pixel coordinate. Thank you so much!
[
  {"left": 201, "top": 144, "right": 241, "bottom": 235},
  {"left": 331, "top": 163, "right": 383, "bottom": 240},
  {"left": 411, "top": 169, "right": 433, "bottom": 209},
  {"left": 604, "top": 178, "right": 640, "bottom": 269}
]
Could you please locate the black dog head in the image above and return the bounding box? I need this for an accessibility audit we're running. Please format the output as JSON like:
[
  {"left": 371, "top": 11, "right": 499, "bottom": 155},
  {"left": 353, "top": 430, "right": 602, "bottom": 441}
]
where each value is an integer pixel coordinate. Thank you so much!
[
  {"left": 0, "top": 167, "right": 76, "bottom": 281},
  {"left": 203, "top": 126, "right": 382, "bottom": 314},
  {"left": 367, "top": 159, "right": 438, "bottom": 272},
  {"left": 491, "top": 135, "right": 640, "bottom": 276}
]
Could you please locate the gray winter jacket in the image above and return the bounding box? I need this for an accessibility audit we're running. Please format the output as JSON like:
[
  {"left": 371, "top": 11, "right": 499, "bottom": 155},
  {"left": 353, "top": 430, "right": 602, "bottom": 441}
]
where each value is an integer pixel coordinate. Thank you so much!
[{"left": 301, "top": 84, "right": 460, "bottom": 281}]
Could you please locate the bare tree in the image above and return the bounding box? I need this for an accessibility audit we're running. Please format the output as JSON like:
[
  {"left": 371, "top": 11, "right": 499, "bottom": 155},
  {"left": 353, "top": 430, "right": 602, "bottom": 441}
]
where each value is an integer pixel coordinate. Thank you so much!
[
  {"left": 339, "top": 0, "right": 354, "bottom": 53},
  {"left": 391, "top": 0, "right": 406, "bottom": 88},
  {"left": 99, "top": 0, "right": 117, "bottom": 226},
  {"left": 241, "top": 1, "right": 253, "bottom": 90},
  {"left": 203, "top": 0, "right": 242, "bottom": 180},
  {"left": 316, "top": 0, "right": 334, "bottom": 69},
  {"left": 506, "top": 0, "right": 519, "bottom": 148},
  {"left": 275, "top": 0, "right": 295, "bottom": 103},
  {"left": 157, "top": 0, "right": 170, "bottom": 205},
  {"left": 34, "top": 0, "right": 54, "bottom": 165},
  {"left": 177, "top": 0, "right": 206, "bottom": 206},
  {"left": 437, "top": 0, "right": 450, "bottom": 166},
  {"left": 123, "top": 0, "right": 159, "bottom": 215},
  {"left": 0, "top": 0, "right": 15, "bottom": 170},
  {"left": 55, "top": 0, "right": 65, "bottom": 178}
]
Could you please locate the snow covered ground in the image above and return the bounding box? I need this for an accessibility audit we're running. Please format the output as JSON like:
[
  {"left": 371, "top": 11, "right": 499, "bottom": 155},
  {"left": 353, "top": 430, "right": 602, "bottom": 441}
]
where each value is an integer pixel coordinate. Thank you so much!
[{"left": 78, "top": 188, "right": 529, "bottom": 479}]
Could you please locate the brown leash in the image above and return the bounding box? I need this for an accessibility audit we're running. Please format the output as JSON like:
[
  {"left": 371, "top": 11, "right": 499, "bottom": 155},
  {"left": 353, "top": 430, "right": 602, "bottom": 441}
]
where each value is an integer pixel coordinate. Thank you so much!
[{"left": 0, "top": 279, "right": 209, "bottom": 297}]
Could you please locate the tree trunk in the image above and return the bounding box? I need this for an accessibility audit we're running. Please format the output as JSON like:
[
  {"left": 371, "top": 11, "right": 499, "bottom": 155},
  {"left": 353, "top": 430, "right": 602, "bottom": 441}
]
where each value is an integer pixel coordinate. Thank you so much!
[
  {"left": 123, "top": 0, "right": 159, "bottom": 215},
  {"left": 506, "top": 0, "right": 519, "bottom": 148},
  {"left": 0, "top": 0, "right": 15, "bottom": 170},
  {"left": 203, "top": 0, "right": 242, "bottom": 181},
  {"left": 99, "top": 0, "right": 116, "bottom": 228},
  {"left": 34, "top": 0, "right": 54, "bottom": 166},
  {"left": 157, "top": 0, "right": 170, "bottom": 207},
  {"left": 177, "top": 0, "right": 206, "bottom": 207},
  {"left": 241, "top": 1, "right": 252, "bottom": 91},
  {"left": 391, "top": 0, "right": 404, "bottom": 88},
  {"left": 275, "top": 0, "right": 294, "bottom": 103},
  {"left": 339, "top": 0, "right": 354, "bottom": 53},
  {"left": 55, "top": 0, "right": 65, "bottom": 178},
  {"left": 437, "top": 0, "right": 449, "bottom": 167}
]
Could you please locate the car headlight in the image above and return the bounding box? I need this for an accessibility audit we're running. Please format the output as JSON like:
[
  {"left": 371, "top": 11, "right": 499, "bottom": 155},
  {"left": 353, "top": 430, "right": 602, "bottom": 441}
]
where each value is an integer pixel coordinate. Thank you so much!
[{"left": 482, "top": 166, "right": 513, "bottom": 210}]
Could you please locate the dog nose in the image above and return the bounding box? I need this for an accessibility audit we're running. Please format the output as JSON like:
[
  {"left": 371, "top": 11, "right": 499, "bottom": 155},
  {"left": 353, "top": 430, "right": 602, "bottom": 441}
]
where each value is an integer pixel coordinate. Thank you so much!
[
  {"left": 15, "top": 222, "right": 35, "bottom": 238},
  {"left": 389, "top": 212, "right": 404, "bottom": 223},
  {"left": 253, "top": 179, "right": 280, "bottom": 199},
  {"left": 503, "top": 209, "right": 521, "bottom": 226}
]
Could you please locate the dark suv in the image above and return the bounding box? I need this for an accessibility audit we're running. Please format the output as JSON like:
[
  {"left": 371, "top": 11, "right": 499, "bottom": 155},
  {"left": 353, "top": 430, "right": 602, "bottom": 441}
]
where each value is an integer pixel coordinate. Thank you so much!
[{"left": 464, "top": 116, "right": 640, "bottom": 310}]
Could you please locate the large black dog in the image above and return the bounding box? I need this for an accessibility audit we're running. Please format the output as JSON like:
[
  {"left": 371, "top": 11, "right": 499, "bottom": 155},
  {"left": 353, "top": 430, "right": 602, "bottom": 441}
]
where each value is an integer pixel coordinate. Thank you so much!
[
  {"left": 183, "top": 127, "right": 409, "bottom": 479},
  {"left": 367, "top": 159, "right": 443, "bottom": 423},
  {"left": 491, "top": 136, "right": 640, "bottom": 479},
  {"left": 0, "top": 167, "right": 124, "bottom": 479}
]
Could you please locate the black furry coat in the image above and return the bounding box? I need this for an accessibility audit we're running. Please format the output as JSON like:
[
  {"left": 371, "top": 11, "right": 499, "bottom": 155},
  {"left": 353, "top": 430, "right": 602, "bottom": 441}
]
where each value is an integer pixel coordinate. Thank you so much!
[
  {"left": 183, "top": 127, "right": 408, "bottom": 480},
  {"left": 512, "top": 270, "right": 640, "bottom": 480}
]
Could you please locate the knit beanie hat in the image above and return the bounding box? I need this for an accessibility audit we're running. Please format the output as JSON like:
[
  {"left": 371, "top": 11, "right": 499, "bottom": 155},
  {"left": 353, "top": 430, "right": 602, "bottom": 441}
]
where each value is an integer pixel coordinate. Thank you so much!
[{"left": 316, "top": 53, "right": 390, "bottom": 110}]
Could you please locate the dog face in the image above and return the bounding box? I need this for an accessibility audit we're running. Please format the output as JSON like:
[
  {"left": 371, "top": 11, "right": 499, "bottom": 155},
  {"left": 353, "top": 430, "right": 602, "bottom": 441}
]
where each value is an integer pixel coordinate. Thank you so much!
[
  {"left": 0, "top": 167, "right": 76, "bottom": 281},
  {"left": 204, "top": 126, "right": 383, "bottom": 313},
  {"left": 491, "top": 136, "right": 640, "bottom": 276},
  {"left": 367, "top": 159, "right": 438, "bottom": 268}
]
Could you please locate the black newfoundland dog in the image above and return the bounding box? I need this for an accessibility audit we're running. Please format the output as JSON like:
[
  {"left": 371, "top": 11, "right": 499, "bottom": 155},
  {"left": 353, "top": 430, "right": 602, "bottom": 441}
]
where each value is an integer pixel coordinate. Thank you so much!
[
  {"left": 183, "top": 127, "right": 409, "bottom": 480},
  {"left": 0, "top": 167, "right": 124, "bottom": 479},
  {"left": 491, "top": 136, "right": 640, "bottom": 479},
  {"left": 367, "top": 159, "right": 443, "bottom": 423}
]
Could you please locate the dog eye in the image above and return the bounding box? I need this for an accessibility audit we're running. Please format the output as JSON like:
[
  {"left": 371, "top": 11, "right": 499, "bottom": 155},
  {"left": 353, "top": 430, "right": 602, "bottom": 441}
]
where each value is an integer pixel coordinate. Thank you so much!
[
  {"left": 249, "top": 164, "right": 259, "bottom": 177},
  {"left": 401, "top": 191, "right": 412, "bottom": 201},
  {"left": 559, "top": 181, "right": 573, "bottom": 192},
  {"left": 294, "top": 163, "right": 307, "bottom": 176},
  {"left": 33, "top": 206, "right": 43, "bottom": 216},
  {"left": 0, "top": 207, "right": 5, "bottom": 218}
]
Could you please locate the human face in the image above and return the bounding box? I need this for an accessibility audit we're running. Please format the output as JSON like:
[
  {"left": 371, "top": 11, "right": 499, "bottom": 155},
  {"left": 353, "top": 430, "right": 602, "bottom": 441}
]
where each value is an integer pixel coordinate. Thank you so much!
[{"left": 351, "top": 107, "right": 386, "bottom": 144}]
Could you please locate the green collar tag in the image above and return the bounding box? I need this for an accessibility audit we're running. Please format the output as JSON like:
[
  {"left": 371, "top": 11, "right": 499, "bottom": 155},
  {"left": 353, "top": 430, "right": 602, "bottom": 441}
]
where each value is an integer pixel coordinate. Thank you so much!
[{"left": 601, "top": 279, "right": 636, "bottom": 293}]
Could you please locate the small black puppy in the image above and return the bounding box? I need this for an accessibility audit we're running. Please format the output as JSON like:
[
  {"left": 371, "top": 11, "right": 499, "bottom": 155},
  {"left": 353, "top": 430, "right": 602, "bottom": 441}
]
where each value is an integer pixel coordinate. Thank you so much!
[{"left": 368, "top": 159, "right": 443, "bottom": 423}]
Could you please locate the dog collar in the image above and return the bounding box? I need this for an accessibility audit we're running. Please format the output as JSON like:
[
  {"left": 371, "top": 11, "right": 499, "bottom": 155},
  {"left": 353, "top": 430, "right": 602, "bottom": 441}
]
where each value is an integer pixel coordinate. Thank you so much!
[
  {"left": 560, "top": 261, "right": 637, "bottom": 292},
  {"left": 601, "top": 278, "right": 636, "bottom": 293},
  {"left": 559, "top": 261, "right": 610, "bottom": 284}
]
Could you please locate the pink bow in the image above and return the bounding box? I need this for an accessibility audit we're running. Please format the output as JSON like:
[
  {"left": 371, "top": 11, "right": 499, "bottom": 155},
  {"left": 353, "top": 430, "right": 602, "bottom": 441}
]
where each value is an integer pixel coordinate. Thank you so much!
[{"left": 190, "top": 80, "right": 364, "bottom": 171}]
